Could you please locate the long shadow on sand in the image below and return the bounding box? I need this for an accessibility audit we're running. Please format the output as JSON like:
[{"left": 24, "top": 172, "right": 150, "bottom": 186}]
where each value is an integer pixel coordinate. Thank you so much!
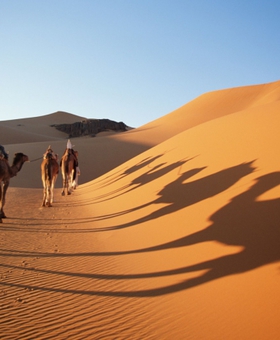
[
  {"left": 125, "top": 170, "right": 280, "bottom": 296},
  {"left": 95, "top": 161, "right": 255, "bottom": 230},
  {"left": 4, "top": 163, "right": 280, "bottom": 297},
  {"left": 2, "top": 170, "right": 280, "bottom": 300},
  {"left": 90, "top": 156, "right": 193, "bottom": 204}
]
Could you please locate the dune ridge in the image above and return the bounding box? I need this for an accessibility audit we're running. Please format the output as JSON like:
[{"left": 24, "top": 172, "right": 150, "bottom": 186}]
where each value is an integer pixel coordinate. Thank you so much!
[{"left": 1, "top": 80, "right": 280, "bottom": 339}]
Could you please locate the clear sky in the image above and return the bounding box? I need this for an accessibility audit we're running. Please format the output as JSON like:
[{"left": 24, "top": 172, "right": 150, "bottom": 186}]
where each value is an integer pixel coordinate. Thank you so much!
[{"left": 1, "top": 0, "right": 280, "bottom": 127}]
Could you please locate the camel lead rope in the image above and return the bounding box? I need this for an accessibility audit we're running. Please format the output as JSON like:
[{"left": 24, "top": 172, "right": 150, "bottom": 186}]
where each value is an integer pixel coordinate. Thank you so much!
[{"left": 29, "top": 156, "right": 43, "bottom": 162}]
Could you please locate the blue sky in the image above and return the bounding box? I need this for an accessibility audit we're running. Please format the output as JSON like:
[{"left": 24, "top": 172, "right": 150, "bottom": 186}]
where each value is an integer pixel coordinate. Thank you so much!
[{"left": 1, "top": 1, "right": 280, "bottom": 127}]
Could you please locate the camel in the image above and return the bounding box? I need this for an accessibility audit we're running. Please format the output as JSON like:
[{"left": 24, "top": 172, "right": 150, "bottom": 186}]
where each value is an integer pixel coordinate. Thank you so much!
[
  {"left": 0, "top": 152, "right": 29, "bottom": 223},
  {"left": 60, "top": 150, "right": 78, "bottom": 196},
  {"left": 41, "top": 152, "right": 59, "bottom": 207}
]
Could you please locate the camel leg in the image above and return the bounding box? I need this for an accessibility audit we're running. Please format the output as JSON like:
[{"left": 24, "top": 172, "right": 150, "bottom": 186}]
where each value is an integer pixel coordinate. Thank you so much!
[
  {"left": 61, "top": 176, "right": 65, "bottom": 196},
  {"left": 69, "top": 172, "right": 73, "bottom": 192},
  {"left": 66, "top": 176, "right": 71, "bottom": 195},
  {"left": 42, "top": 183, "right": 47, "bottom": 207},
  {"left": 42, "top": 182, "right": 52, "bottom": 207},
  {"left": 62, "top": 174, "right": 70, "bottom": 196},
  {"left": 0, "top": 183, "right": 3, "bottom": 217},
  {"left": 45, "top": 182, "right": 52, "bottom": 207},
  {"left": 0, "top": 180, "right": 9, "bottom": 218},
  {"left": 61, "top": 171, "right": 72, "bottom": 195},
  {"left": 69, "top": 170, "right": 75, "bottom": 193},
  {"left": 61, "top": 178, "right": 67, "bottom": 196},
  {"left": 50, "top": 181, "right": 54, "bottom": 204},
  {"left": 46, "top": 187, "right": 50, "bottom": 206},
  {"left": 47, "top": 181, "right": 54, "bottom": 207}
]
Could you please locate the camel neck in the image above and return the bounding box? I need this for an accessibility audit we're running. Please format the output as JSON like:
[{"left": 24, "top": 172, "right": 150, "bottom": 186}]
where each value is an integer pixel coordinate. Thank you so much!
[{"left": 10, "top": 163, "right": 21, "bottom": 177}]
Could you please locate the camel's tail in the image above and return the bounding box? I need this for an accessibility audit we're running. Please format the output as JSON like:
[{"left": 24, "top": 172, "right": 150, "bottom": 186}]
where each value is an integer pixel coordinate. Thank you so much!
[{"left": 46, "top": 158, "right": 53, "bottom": 183}]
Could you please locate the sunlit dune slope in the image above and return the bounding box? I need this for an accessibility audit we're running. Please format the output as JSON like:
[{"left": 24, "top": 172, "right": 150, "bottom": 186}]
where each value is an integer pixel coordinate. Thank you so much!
[
  {"left": 73, "top": 85, "right": 280, "bottom": 338},
  {"left": 1, "top": 80, "right": 280, "bottom": 339},
  {"left": 134, "top": 79, "right": 280, "bottom": 143}
]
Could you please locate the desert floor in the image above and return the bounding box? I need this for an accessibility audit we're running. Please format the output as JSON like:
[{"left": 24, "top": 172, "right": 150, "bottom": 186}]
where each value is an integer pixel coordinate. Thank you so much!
[{"left": 1, "top": 80, "right": 280, "bottom": 339}]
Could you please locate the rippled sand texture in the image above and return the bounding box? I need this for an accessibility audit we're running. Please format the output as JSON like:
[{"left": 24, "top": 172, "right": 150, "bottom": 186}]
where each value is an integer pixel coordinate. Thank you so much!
[{"left": 1, "top": 80, "right": 280, "bottom": 339}]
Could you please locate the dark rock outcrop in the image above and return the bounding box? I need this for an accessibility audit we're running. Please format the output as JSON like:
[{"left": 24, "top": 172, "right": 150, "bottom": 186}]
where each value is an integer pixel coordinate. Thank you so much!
[{"left": 52, "top": 119, "right": 130, "bottom": 137}]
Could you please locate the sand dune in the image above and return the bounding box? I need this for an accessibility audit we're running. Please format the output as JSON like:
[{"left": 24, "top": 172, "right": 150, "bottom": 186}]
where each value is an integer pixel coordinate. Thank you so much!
[{"left": 1, "top": 80, "right": 280, "bottom": 339}]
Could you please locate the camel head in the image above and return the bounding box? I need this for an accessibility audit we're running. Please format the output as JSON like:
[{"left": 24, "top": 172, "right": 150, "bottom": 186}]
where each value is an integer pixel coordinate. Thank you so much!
[{"left": 12, "top": 153, "right": 29, "bottom": 172}]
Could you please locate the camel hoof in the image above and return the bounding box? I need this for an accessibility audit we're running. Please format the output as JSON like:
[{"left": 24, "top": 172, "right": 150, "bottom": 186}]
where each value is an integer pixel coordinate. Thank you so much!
[{"left": 61, "top": 192, "right": 65, "bottom": 196}]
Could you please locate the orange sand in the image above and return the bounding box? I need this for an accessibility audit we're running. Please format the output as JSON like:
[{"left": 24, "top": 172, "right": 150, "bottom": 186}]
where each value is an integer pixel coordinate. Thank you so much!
[{"left": 1, "top": 80, "right": 280, "bottom": 339}]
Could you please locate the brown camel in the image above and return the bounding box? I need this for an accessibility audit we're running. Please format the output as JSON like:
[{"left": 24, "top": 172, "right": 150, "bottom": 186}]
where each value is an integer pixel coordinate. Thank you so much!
[
  {"left": 60, "top": 150, "right": 78, "bottom": 196},
  {"left": 0, "top": 153, "right": 29, "bottom": 223},
  {"left": 41, "top": 152, "right": 59, "bottom": 207}
]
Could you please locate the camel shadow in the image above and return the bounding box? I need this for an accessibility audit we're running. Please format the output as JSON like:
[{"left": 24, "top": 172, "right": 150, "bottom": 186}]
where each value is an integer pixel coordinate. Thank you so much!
[
  {"left": 101, "top": 161, "right": 256, "bottom": 231},
  {"left": 4, "top": 170, "right": 280, "bottom": 301},
  {"left": 3, "top": 165, "right": 280, "bottom": 298},
  {"left": 120, "top": 170, "right": 280, "bottom": 296},
  {"left": 76, "top": 169, "right": 280, "bottom": 297},
  {"left": 94, "top": 158, "right": 193, "bottom": 204},
  {"left": 94, "top": 154, "right": 166, "bottom": 191}
]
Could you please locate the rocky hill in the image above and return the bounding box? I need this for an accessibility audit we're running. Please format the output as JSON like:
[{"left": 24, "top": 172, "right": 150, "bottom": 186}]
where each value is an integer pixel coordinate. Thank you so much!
[{"left": 51, "top": 118, "right": 130, "bottom": 137}]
